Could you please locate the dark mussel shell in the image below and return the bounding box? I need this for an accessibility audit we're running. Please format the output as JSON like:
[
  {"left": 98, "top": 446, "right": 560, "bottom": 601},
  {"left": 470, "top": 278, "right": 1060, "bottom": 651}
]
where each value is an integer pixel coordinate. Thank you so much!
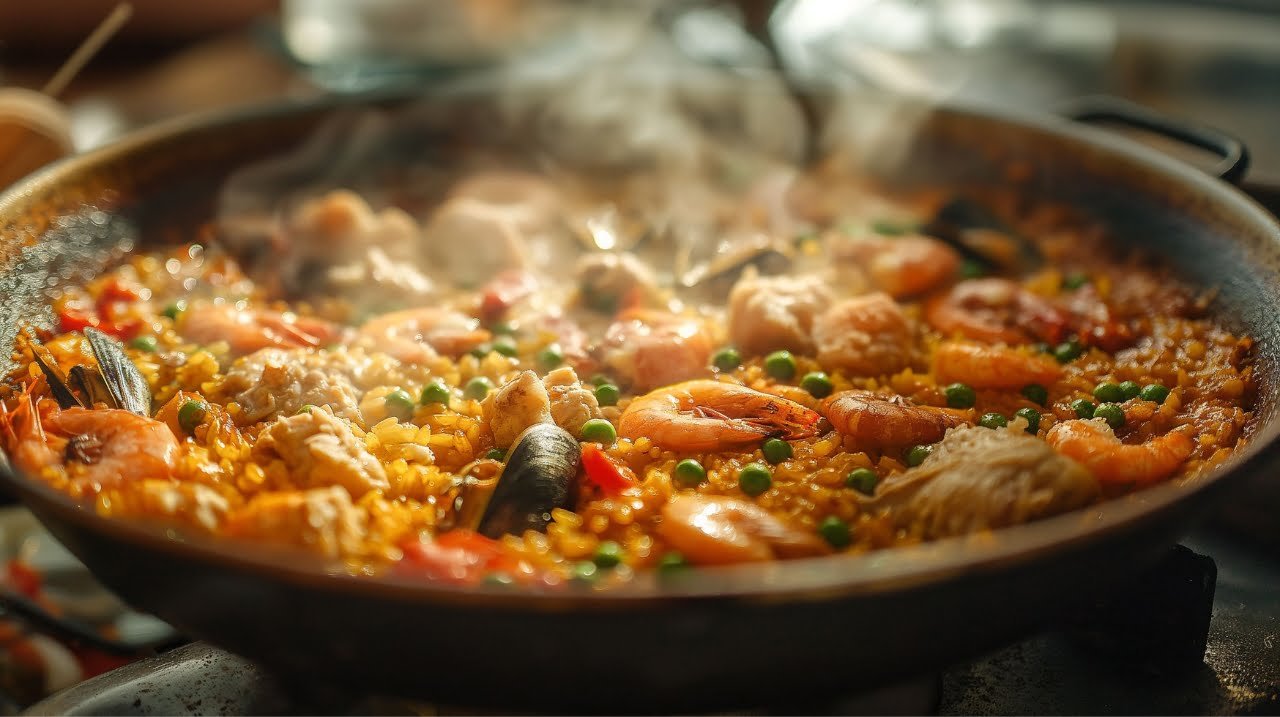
[
  {"left": 84, "top": 328, "right": 151, "bottom": 416},
  {"left": 477, "top": 423, "right": 582, "bottom": 539},
  {"left": 29, "top": 343, "right": 84, "bottom": 410},
  {"left": 678, "top": 233, "right": 794, "bottom": 296},
  {"left": 924, "top": 197, "right": 1045, "bottom": 274}
]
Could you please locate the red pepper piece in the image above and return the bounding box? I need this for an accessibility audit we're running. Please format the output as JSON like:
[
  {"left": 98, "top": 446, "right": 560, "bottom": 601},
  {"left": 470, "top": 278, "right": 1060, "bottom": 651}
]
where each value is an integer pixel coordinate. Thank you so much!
[{"left": 581, "top": 443, "right": 638, "bottom": 495}]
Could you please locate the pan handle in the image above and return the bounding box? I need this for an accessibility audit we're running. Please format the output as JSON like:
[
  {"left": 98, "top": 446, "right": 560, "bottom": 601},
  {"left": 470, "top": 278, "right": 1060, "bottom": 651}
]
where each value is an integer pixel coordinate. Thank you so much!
[{"left": 1058, "top": 95, "right": 1250, "bottom": 185}]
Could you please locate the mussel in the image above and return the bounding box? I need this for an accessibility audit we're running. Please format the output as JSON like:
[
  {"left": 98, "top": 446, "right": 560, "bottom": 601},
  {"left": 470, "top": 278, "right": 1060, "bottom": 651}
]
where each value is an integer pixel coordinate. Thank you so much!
[
  {"left": 678, "top": 233, "right": 794, "bottom": 297},
  {"left": 923, "top": 198, "right": 1045, "bottom": 274},
  {"left": 30, "top": 328, "right": 151, "bottom": 416},
  {"left": 472, "top": 423, "right": 582, "bottom": 539}
]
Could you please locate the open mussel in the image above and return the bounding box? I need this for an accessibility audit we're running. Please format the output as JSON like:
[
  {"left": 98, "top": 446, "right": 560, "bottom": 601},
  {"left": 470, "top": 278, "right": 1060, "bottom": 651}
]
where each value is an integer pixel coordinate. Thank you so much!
[
  {"left": 29, "top": 328, "right": 151, "bottom": 416},
  {"left": 474, "top": 423, "right": 582, "bottom": 539},
  {"left": 923, "top": 198, "right": 1044, "bottom": 274}
]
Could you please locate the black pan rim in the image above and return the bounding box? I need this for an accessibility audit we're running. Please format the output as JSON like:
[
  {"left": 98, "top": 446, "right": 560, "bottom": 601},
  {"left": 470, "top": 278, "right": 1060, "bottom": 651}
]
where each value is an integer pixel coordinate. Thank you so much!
[{"left": 2, "top": 88, "right": 1278, "bottom": 607}]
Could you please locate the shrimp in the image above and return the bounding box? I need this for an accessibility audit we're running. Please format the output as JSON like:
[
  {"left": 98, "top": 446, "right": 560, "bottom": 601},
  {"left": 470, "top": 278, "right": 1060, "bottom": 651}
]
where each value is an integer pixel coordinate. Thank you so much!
[
  {"left": 832, "top": 234, "right": 961, "bottom": 298},
  {"left": 931, "top": 341, "right": 1061, "bottom": 390},
  {"left": 657, "top": 494, "right": 830, "bottom": 565},
  {"left": 619, "top": 380, "right": 821, "bottom": 452},
  {"left": 179, "top": 303, "right": 344, "bottom": 357},
  {"left": 0, "top": 391, "right": 178, "bottom": 490},
  {"left": 357, "top": 307, "right": 491, "bottom": 364},
  {"left": 822, "top": 389, "right": 969, "bottom": 451},
  {"left": 600, "top": 309, "right": 713, "bottom": 392},
  {"left": 812, "top": 293, "right": 913, "bottom": 376},
  {"left": 924, "top": 278, "right": 1067, "bottom": 345},
  {"left": 1045, "top": 419, "right": 1194, "bottom": 486}
]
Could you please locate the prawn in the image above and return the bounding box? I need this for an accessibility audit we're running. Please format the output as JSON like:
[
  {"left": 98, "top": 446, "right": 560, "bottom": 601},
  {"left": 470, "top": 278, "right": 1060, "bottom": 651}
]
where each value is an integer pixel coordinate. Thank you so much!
[
  {"left": 822, "top": 389, "right": 969, "bottom": 451},
  {"left": 179, "top": 303, "right": 344, "bottom": 357},
  {"left": 658, "top": 494, "right": 830, "bottom": 565},
  {"left": 924, "top": 278, "right": 1067, "bottom": 345},
  {"left": 357, "top": 307, "right": 491, "bottom": 364},
  {"left": 601, "top": 309, "right": 713, "bottom": 392},
  {"left": 833, "top": 234, "right": 961, "bottom": 298},
  {"left": 0, "top": 388, "right": 178, "bottom": 490},
  {"left": 931, "top": 341, "right": 1061, "bottom": 390},
  {"left": 618, "top": 380, "right": 821, "bottom": 452},
  {"left": 1045, "top": 419, "right": 1194, "bottom": 486}
]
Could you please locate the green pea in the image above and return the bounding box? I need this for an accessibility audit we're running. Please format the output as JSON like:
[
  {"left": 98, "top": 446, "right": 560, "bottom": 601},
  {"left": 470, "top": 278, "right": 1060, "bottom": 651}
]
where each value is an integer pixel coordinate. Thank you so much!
[
  {"left": 463, "top": 377, "right": 493, "bottom": 401},
  {"left": 590, "top": 374, "right": 613, "bottom": 387},
  {"left": 296, "top": 404, "right": 315, "bottom": 415},
  {"left": 905, "top": 444, "right": 932, "bottom": 467},
  {"left": 658, "top": 551, "right": 689, "bottom": 574},
  {"left": 845, "top": 468, "right": 878, "bottom": 495},
  {"left": 958, "top": 259, "right": 986, "bottom": 279},
  {"left": 384, "top": 389, "right": 416, "bottom": 420},
  {"left": 1093, "top": 382, "right": 1125, "bottom": 404},
  {"left": 594, "top": 383, "right": 621, "bottom": 407},
  {"left": 420, "top": 381, "right": 451, "bottom": 406},
  {"left": 581, "top": 418, "right": 617, "bottom": 445},
  {"left": 800, "top": 371, "right": 834, "bottom": 399},
  {"left": 761, "top": 438, "right": 793, "bottom": 464},
  {"left": 177, "top": 399, "right": 208, "bottom": 434},
  {"left": 872, "top": 219, "right": 914, "bottom": 236},
  {"left": 944, "top": 382, "right": 976, "bottom": 409},
  {"left": 978, "top": 412, "right": 1007, "bottom": 429},
  {"left": 593, "top": 540, "right": 624, "bottom": 569},
  {"left": 571, "top": 561, "right": 598, "bottom": 584},
  {"left": 468, "top": 343, "right": 492, "bottom": 359},
  {"left": 482, "top": 572, "right": 515, "bottom": 587},
  {"left": 489, "top": 321, "right": 515, "bottom": 335},
  {"left": 536, "top": 345, "right": 563, "bottom": 371},
  {"left": 1094, "top": 403, "right": 1126, "bottom": 429},
  {"left": 712, "top": 347, "right": 742, "bottom": 372},
  {"left": 1021, "top": 384, "right": 1049, "bottom": 406},
  {"left": 1140, "top": 383, "right": 1171, "bottom": 404},
  {"left": 491, "top": 335, "right": 519, "bottom": 358},
  {"left": 764, "top": 351, "right": 797, "bottom": 380},
  {"left": 128, "top": 335, "right": 158, "bottom": 352},
  {"left": 1015, "top": 407, "right": 1041, "bottom": 434},
  {"left": 1062, "top": 273, "right": 1090, "bottom": 290},
  {"left": 1054, "top": 339, "right": 1084, "bottom": 364},
  {"left": 485, "top": 448, "right": 506, "bottom": 461},
  {"left": 161, "top": 301, "right": 186, "bottom": 321},
  {"left": 738, "top": 463, "right": 772, "bottom": 496},
  {"left": 1118, "top": 380, "right": 1142, "bottom": 400},
  {"left": 674, "top": 458, "right": 707, "bottom": 487},
  {"left": 1071, "top": 399, "right": 1096, "bottom": 419},
  {"left": 818, "top": 516, "right": 851, "bottom": 548}
]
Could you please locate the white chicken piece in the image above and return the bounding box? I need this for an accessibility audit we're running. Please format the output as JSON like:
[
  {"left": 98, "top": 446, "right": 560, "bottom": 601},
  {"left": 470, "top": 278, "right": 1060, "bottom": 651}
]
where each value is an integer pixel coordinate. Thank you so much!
[
  {"left": 812, "top": 292, "right": 913, "bottom": 377},
  {"left": 422, "top": 198, "right": 533, "bottom": 288},
  {"left": 873, "top": 421, "right": 1099, "bottom": 539},
  {"left": 482, "top": 370, "right": 553, "bottom": 449},
  {"left": 543, "top": 367, "right": 603, "bottom": 438},
  {"left": 255, "top": 407, "right": 389, "bottom": 499},
  {"left": 225, "top": 485, "right": 368, "bottom": 559},
  {"left": 216, "top": 348, "right": 363, "bottom": 425},
  {"left": 727, "top": 272, "right": 833, "bottom": 355}
]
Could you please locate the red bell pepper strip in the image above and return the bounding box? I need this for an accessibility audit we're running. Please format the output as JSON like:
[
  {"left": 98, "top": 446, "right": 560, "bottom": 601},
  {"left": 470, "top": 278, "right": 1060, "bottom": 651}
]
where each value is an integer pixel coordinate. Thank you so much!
[{"left": 581, "top": 443, "right": 638, "bottom": 495}]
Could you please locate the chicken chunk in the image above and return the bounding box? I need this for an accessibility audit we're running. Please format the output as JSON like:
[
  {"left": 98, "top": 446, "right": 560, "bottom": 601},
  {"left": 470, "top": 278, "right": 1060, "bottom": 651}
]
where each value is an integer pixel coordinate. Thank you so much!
[
  {"left": 255, "top": 408, "right": 389, "bottom": 499},
  {"left": 216, "top": 348, "right": 363, "bottom": 425},
  {"left": 727, "top": 273, "right": 833, "bottom": 355},
  {"left": 543, "top": 367, "right": 603, "bottom": 438},
  {"left": 482, "top": 370, "right": 553, "bottom": 449},
  {"left": 575, "top": 252, "right": 658, "bottom": 312},
  {"left": 225, "top": 486, "right": 368, "bottom": 558},
  {"left": 422, "top": 198, "right": 533, "bottom": 288},
  {"left": 873, "top": 421, "right": 1099, "bottom": 539},
  {"left": 812, "top": 292, "right": 913, "bottom": 377}
]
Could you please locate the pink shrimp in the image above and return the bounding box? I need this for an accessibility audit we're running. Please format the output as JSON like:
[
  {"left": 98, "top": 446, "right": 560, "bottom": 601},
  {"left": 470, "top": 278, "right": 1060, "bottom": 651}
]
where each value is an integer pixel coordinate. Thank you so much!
[
  {"left": 357, "top": 307, "right": 491, "bottom": 364},
  {"left": 833, "top": 234, "right": 961, "bottom": 298},
  {"left": 658, "top": 494, "right": 830, "bottom": 565},
  {"left": 1045, "top": 419, "right": 1194, "bottom": 486},
  {"left": 601, "top": 309, "right": 713, "bottom": 392},
  {"left": 179, "top": 302, "right": 344, "bottom": 357},
  {"left": 822, "top": 389, "right": 969, "bottom": 451},
  {"left": 924, "top": 278, "right": 1068, "bottom": 345},
  {"left": 931, "top": 341, "right": 1062, "bottom": 390},
  {"left": 618, "top": 380, "right": 821, "bottom": 452}
]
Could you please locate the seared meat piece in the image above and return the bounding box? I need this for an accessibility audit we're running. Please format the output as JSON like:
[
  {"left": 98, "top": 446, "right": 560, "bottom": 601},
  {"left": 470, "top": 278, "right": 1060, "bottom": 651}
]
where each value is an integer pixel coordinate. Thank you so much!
[
  {"left": 543, "top": 367, "right": 603, "bottom": 438},
  {"left": 216, "top": 348, "right": 362, "bottom": 425},
  {"left": 727, "top": 273, "right": 832, "bottom": 355},
  {"left": 873, "top": 422, "right": 1099, "bottom": 539},
  {"left": 255, "top": 407, "right": 389, "bottom": 499},
  {"left": 812, "top": 293, "right": 913, "bottom": 377},
  {"left": 482, "top": 370, "right": 553, "bottom": 449}
]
